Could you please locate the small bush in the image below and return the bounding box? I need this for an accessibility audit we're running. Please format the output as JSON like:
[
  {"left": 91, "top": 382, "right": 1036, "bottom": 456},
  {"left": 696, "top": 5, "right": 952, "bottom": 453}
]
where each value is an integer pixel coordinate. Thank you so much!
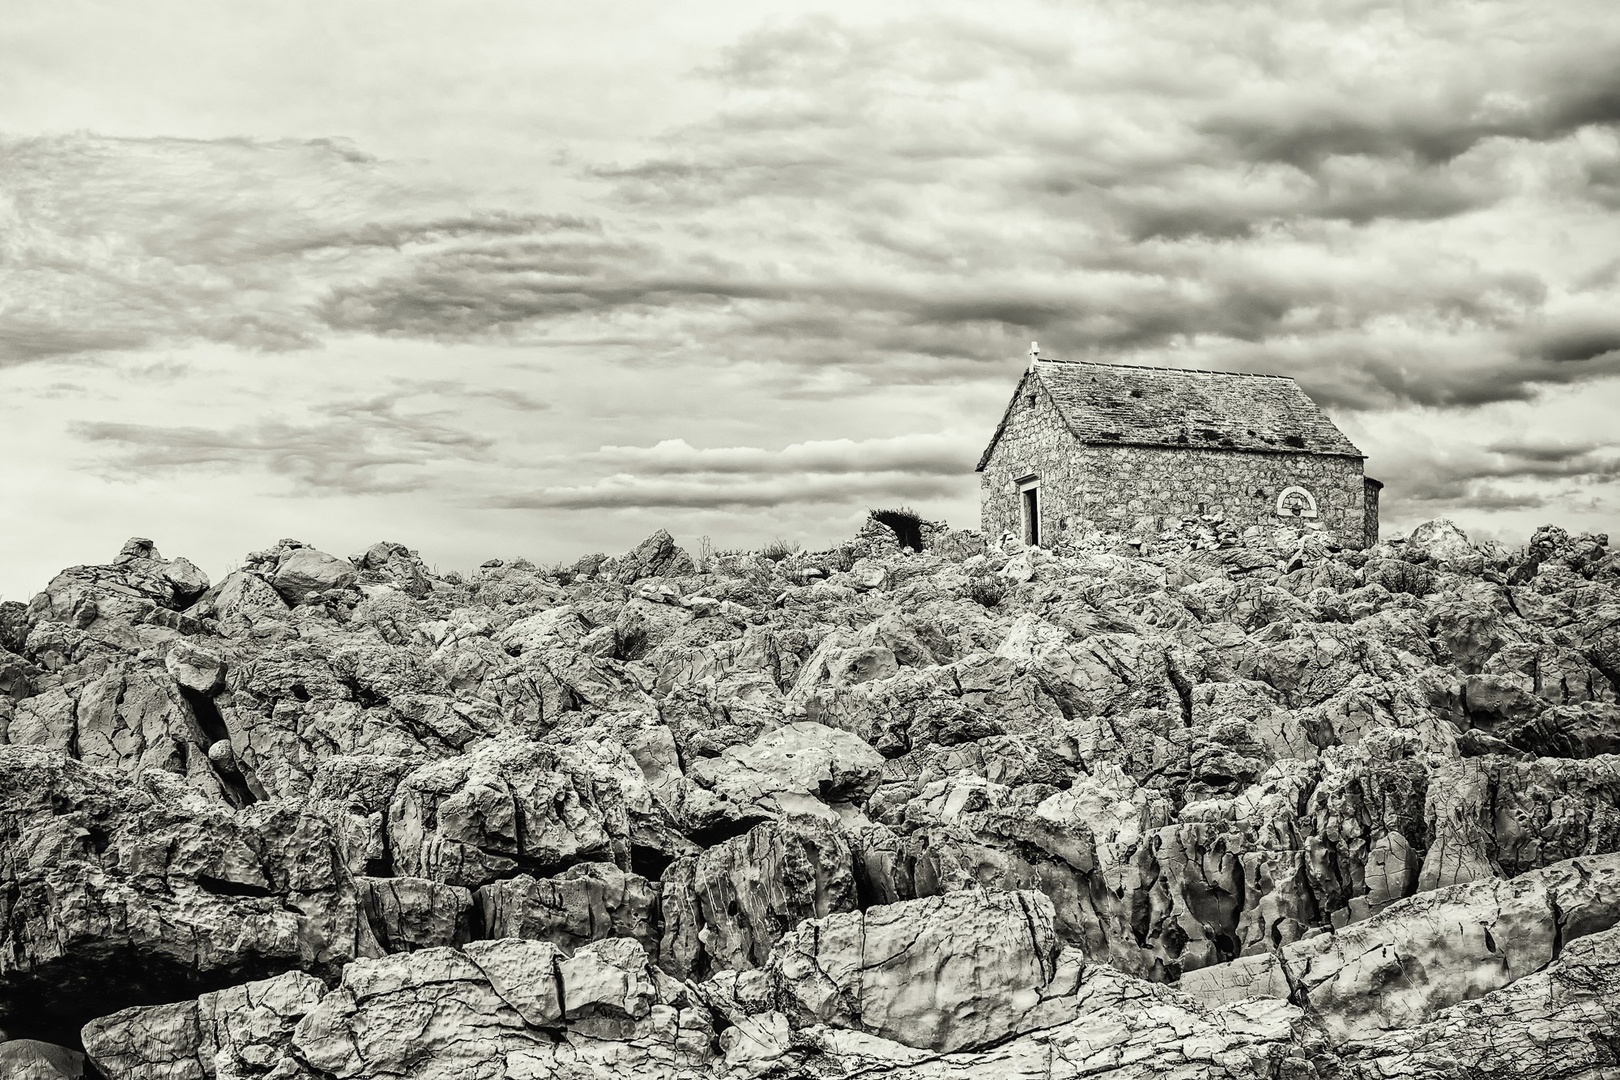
[
  {"left": 761, "top": 537, "right": 800, "bottom": 563},
  {"left": 615, "top": 624, "right": 651, "bottom": 661},
  {"left": 968, "top": 574, "right": 1007, "bottom": 608}
]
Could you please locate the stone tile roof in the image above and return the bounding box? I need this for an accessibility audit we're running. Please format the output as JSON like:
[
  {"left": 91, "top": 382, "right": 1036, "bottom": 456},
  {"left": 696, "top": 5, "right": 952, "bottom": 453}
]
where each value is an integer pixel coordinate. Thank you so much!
[{"left": 977, "top": 359, "right": 1363, "bottom": 470}]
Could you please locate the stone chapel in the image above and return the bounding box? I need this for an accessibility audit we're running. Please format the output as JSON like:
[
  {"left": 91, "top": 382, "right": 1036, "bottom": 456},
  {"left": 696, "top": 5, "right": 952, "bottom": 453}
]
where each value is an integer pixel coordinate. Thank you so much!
[{"left": 978, "top": 351, "right": 1381, "bottom": 548}]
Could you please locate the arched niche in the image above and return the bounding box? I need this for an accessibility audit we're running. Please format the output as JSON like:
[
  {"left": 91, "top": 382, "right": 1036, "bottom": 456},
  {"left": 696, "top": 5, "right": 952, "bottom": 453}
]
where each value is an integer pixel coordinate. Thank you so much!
[{"left": 1275, "top": 486, "right": 1319, "bottom": 519}]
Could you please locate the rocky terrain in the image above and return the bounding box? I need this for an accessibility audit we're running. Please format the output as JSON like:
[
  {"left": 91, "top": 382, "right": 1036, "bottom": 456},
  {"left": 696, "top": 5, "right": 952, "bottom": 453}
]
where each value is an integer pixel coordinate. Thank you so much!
[{"left": 1, "top": 513, "right": 1619, "bottom": 1079}]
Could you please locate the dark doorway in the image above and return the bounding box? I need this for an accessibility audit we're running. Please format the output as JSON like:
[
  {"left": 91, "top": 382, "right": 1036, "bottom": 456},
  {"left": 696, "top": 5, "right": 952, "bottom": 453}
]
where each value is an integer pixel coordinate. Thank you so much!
[
  {"left": 870, "top": 507, "right": 924, "bottom": 552},
  {"left": 1021, "top": 485, "right": 1040, "bottom": 545}
]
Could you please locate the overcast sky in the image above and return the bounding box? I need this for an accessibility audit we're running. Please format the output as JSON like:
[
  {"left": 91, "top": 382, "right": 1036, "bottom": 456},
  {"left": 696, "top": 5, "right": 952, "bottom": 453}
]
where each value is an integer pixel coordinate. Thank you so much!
[{"left": 4, "top": 0, "right": 1620, "bottom": 598}]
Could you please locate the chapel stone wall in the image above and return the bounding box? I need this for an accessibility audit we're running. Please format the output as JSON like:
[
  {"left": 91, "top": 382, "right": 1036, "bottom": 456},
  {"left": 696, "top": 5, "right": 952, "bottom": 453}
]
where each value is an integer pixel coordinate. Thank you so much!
[
  {"left": 980, "top": 380, "right": 1374, "bottom": 548},
  {"left": 1363, "top": 479, "right": 1382, "bottom": 549}
]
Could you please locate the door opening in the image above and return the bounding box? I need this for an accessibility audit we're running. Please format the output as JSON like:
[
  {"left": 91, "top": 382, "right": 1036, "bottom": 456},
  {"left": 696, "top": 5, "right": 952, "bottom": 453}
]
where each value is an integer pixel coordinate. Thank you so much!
[{"left": 1019, "top": 479, "right": 1040, "bottom": 546}]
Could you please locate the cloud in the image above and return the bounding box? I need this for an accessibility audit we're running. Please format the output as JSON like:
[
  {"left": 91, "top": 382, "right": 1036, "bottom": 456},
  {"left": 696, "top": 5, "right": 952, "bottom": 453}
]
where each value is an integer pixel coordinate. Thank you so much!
[
  {"left": 387, "top": 378, "right": 553, "bottom": 413},
  {"left": 71, "top": 392, "right": 493, "bottom": 495},
  {"left": 12, "top": 5, "right": 1620, "bottom": 423},
  {"left": 490, "top": 471, "right": 962, "bottom": 511},
  {"left": 1376, "top": 431, "right": 1620, "bottom": 509},
  {"left": 490, "top": 432, "right": 974, "bottom": 510},
  {"left": 0, "top": 134, "right": 599, "bottom": 366},
  {"left": 587, "top": 433, "right": 973, "bottom": 476}
]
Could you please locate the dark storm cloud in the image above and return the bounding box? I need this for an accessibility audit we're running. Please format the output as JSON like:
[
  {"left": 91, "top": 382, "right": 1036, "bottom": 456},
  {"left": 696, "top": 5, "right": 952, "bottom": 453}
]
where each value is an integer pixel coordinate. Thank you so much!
[
  {"left": 71, "top": 393, "right": 492, "bottom": 495},
  {"left": 1198, "top": 74, "right": 1620, "bottom": 170},
  {"left": 1290, "top": 316, "right": 1620, "bottom": 412}
]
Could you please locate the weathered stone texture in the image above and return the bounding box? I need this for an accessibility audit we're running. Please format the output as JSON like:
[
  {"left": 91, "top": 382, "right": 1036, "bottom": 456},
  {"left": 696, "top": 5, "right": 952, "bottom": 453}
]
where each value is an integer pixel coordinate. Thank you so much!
[{"left": 6, "top": 522, "right": 1620, "bottom": 1075}]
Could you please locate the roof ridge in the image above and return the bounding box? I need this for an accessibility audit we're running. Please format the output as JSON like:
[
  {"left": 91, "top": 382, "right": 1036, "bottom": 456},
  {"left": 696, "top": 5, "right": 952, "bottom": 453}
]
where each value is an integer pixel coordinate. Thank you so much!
[{"left": 1035, "top": 358, "right": 1293, "bottom": 381}]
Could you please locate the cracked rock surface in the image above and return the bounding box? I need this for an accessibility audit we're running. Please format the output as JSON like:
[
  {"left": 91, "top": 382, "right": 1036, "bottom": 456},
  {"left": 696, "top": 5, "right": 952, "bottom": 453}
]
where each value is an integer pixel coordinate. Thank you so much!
[{"left": 0, "top": 518, "right": 1618, "bottom": 1076}]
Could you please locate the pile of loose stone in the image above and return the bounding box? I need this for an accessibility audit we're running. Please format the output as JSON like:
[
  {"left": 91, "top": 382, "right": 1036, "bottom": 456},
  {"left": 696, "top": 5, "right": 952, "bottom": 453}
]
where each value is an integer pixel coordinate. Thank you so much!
[{"left": 0, "top": 516, "right": 1618, "bottom": 1079}]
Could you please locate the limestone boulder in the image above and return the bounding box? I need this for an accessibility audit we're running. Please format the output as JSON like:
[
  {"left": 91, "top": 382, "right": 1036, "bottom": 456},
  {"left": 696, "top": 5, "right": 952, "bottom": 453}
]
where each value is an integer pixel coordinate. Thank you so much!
[
  {"left": 477, "top": 862, "right": 658, "bottom": 955},
  {"left": 353, "top": 540, "right": 434, "bottom": 598},
  {"left": 0, "top": 748, "right": 369, "bottom": 1045},
  {"left": 270, "top": 548, "right": 357, "bottom": 606},
  {"left": 81, "top": 970, "right": 325, "bottom": 1080},
  {"left": 387, "top": 737, "right": 626, "bottom": 889},
  {"left": 732, "top": 967, "right": 1318, "bottom": 1080},
  {"left": 356, "top": 876, "right": 473, "bottom": 953},
  {"left": 164, "top": 641, "right": 226, "bottom": 695},
  {"left": 0, "top": 1041, "right": 88, "bottom": 1080},
  {"left": 26, "top": 538, "right": 210, "bottom": 633},
  {"left": 694, "top": 817, "right": 858, "bottom": 971},
  {"left": 7, "top": 663, "right": 233, "bottom": 801},
  {"left": 184, "top": 569, "right": 290, "bottom": 639},
  {"left": 0, "top": 598, "right": 29, "bottom": 653},
  {"left": 1406, "top": 519, "right": 1485, "bottom": 573},
  {"left": 766, "top": 890, "right": 1066, "bottom": 1052},
  {"left": 290, "top": 938, "right": 714, "bottom": 1079},
  {"left": 686, "top": 721, "right": 885, "bottom": 821},
  {"left": 1181, "top": 851, "right": 1620, "bottom": 1042}
]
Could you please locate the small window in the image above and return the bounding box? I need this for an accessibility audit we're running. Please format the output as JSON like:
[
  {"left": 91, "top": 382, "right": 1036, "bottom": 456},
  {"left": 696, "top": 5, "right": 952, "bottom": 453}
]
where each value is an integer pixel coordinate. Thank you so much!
[{"left": 1025, "top": 394, "right": 1037, "bottom": 408}]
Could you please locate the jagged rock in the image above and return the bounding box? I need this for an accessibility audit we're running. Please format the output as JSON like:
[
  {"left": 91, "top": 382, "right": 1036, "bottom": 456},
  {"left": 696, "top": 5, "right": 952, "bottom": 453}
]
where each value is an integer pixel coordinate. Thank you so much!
[
  {"left": 81, "top": 970, "right": 325, "bottom": 1080},
  {"left": 0, "top": 748, "right": 370, "bottom": 1044},
  {"left": 270, "top": 548, "right": 357, "bottom": 606},
  {"left": 1341, "top": 922, "right": 1620, "bottom": 1077},
  {"left": 7, "top": 663, "right": 231, "bottom": 799},
  {"left": 613, "top": 529, "right": 696, "bottom": 584},
  {"left": 290, "top": 938, "right": 715, "bottom": 1079},
  {"left": 693, "top": 817, "right": 858, "bottom": 971},
  {"left": 0, "top": 599, "right": 30, "bottom": 654},
  {"left": 478, "top": 862, "right": 658, "bottom": 954},
  {"left": 356, "top": 876, "right": 473, "bottom": 953},
  {"left": 387, "top": 737, "right": 626, "bottom": 889},
  {"left": 27, "top": 539, "right": 209, "bottom": 632},
  {"left": 1418, "top": 755, "right": 1620, "bottom": 889},
  {"left": 5, "top": 519, "right": 1620, "bottom": 1073},
  {"left": 0, "top": 1041, "right": 87, "bottom": 1080},
  {"left": 765, "top": 890, "right": 1066, "bottom": 1052},
  {"left": 1181, "top": 851, "right": 1620, "bottom": 1041},
  {"left": 165, "top": 641, "right": 226, "bottom": 695}
]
